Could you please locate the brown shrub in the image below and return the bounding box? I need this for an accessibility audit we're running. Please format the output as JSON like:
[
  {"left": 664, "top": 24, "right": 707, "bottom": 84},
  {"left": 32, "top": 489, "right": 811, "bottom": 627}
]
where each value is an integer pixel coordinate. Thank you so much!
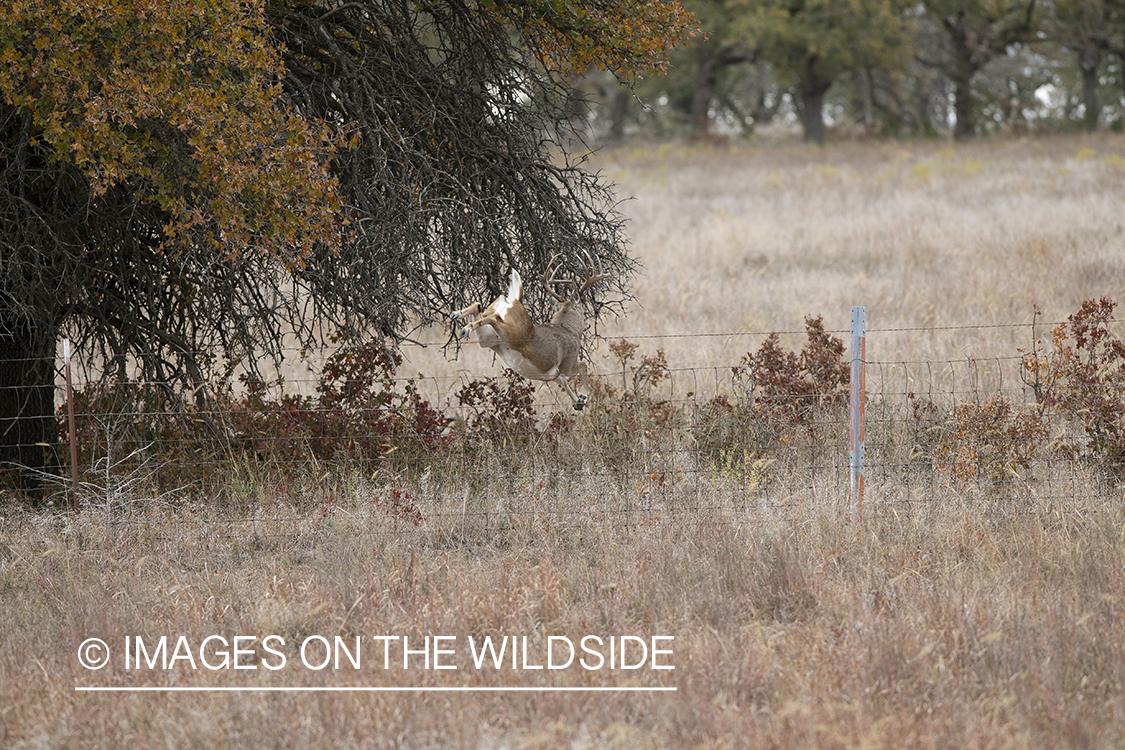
[
  {"left": 1022, "top": 298, "right": 1125, "bottom": 473},
  {"left": 935, "top": 396, "right": 1045, "bottom": 487}
]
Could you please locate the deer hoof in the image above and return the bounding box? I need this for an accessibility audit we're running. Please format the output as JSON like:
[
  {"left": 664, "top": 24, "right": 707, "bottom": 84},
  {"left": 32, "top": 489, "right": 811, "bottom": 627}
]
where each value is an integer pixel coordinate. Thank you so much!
[
  {"left": 573, "top": 397, "right": 586, "bottom": 411},
  {"left": 449, "top": 311, "right": 461, "bottom": 320},
  {"left": 458, "top": 326, "right": 471, "bottom": 339}
]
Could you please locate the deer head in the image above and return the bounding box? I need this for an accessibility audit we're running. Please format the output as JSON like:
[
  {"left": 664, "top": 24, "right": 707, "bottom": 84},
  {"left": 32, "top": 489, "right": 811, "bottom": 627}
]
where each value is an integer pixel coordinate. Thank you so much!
[{"left": 543, "top": 251, "right": 608, "bottom": 336}]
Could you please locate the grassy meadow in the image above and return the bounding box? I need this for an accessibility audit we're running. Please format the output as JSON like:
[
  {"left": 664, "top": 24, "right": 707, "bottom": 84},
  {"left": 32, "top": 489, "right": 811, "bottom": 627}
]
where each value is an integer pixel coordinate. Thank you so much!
[
  {"left": 4, "top": 134, "right": 1125, "bottom": 748},
  {"left": 407, "top": 133, "right": 1125, "bottom": 387}
]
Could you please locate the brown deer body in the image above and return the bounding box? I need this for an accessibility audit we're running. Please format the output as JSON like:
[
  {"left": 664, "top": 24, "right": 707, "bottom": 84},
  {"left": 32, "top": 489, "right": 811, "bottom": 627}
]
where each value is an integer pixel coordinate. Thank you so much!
[{"left": 451, "top": 257, "right": 604, "bottom": 410}]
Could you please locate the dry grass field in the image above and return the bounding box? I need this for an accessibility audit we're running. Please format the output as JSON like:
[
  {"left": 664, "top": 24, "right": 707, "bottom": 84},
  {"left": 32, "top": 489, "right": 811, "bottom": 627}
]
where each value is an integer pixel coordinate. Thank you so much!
[
  {"left": 407, "top": 133, "right": 1125, "bottom": 388},
  {"left": 3, "top": 134, "right": 1125, "bottom": 748}
]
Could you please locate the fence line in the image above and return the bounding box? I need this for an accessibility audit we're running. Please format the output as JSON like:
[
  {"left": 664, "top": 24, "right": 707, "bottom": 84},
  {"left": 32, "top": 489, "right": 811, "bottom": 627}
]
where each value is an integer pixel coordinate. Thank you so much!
[
  {"left": 1, "top": 313, "right": 1120, "bottom": 529},
  {"left": 0, "top": 316, "right": 1073, "bottom": 368}
]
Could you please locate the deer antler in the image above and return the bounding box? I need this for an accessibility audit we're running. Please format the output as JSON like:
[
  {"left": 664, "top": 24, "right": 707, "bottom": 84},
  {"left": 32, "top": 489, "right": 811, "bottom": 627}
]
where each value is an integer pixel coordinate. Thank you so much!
[
  {"left": 575, "top": 250, "right": 608, "bottom": 300},
  {"left": 544, "top": 253, "right": 577, "bottom": 303},
  {"left": 544, "top": 251, "right": 607, "bottom": 303}
]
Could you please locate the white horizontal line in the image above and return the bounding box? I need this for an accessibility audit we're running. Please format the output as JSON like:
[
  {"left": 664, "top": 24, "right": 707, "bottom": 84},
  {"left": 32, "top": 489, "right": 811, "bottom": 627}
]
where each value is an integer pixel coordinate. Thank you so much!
[{"left": 75, "top": 686, "right": 676, "bottom": 693}]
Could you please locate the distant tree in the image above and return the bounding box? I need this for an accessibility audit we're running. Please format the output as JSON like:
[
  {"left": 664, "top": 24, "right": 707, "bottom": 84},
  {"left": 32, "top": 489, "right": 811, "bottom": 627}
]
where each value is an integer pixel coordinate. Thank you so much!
[
  {"left": 632, "top": 0, "right": 759, "bottom": 137},
  {"left": 562, "top": 69, "right": 633, "bottom": 144},
  {"left": 725, "top": 62, "right": 788, "bottom": 132},
  {"left": 683, "top": 0, "right": 758, "bottom": 136},
  {"left": 0, "top": 0, "right": 695, "bottom": 491},
  {"left": 733, "top": 0, "right": 912, "bottom": 142},
  {"left": 918, "top": 0, "right": 1038, "bottom": 139},
  {"left": 973, "top": 43, "right": 1058, "bottom": 131},
  {"left": 860, "top": 62, "right": 952, "bottom": 136},
  {"left": 1051, "top": 0, "right": 1113, "bottom": 130},
  {"left": 1076, "top": 0, "right": 1125, "bottom": 126}
]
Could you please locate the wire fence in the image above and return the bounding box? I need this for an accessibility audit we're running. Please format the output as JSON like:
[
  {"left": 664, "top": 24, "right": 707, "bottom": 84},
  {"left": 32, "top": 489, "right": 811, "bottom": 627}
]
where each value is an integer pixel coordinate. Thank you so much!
[{"left": 2, "top": 313, "right": 1123, "bottom": 534}]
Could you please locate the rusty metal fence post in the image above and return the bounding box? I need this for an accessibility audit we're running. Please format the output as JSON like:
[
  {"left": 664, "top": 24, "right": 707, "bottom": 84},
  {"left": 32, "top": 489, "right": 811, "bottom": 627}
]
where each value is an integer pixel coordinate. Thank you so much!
[{"left": 64, "top": 338, "right": 79, "bottom": 510}]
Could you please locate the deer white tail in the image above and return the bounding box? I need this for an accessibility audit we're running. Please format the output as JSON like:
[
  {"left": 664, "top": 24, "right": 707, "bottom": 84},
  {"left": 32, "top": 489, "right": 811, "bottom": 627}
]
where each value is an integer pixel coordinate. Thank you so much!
[{"left": 493, "top": 269, "right": 521, "bottom": 320}]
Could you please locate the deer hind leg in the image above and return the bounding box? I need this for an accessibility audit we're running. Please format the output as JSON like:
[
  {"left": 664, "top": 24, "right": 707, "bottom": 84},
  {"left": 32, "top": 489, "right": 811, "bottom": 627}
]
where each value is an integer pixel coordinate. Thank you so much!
[
  {"left": 450, "top": 303, "right": 491, "bottom": 339},
  {"left": 457, "top": 311, "right": 506, "bottom": 340},
  {"left": 450, "top": 302, "right": 481, "bottom": 337}
]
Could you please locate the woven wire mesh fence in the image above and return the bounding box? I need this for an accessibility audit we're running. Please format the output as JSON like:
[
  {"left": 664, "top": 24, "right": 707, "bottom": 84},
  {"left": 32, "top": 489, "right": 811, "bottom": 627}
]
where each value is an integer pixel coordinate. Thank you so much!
[{"left": 3, "top": 316, "right": 1123, "bottom": 536}]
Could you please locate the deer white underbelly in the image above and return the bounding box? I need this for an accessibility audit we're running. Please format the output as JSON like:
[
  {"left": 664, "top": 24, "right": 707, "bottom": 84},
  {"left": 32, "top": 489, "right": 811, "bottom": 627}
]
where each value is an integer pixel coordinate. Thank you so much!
[{"left": 497, "top": 345, "right": 559, "bottom": 381}]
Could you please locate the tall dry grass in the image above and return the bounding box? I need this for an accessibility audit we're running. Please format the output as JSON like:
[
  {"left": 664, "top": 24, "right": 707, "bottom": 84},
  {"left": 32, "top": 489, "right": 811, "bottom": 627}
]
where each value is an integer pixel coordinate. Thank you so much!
[
  {"left": 2, "top": 476, "right": 1124, "bottom": 748},
  {"left": 4, "top": 134, "right": 1125, "bottom": 748}
]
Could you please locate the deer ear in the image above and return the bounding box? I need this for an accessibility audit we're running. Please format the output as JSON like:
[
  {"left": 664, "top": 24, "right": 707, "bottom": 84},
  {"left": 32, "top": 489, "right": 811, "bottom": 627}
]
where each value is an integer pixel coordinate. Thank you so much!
[{"left": 508, "top": 269, "right": 523, "bottom": 303}]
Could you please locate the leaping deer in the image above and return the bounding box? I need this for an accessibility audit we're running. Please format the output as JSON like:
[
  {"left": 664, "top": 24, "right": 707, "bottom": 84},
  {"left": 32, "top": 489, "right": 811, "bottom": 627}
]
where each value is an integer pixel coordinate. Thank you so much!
[{"left": 450, "top": 254, "right": 607, "bottom": 410}]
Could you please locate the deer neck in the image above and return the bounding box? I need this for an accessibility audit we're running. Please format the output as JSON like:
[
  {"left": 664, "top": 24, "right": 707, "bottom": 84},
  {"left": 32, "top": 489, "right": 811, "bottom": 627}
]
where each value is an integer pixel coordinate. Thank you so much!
[{"left": 549, "top": 303, "right": 585, "bottom": 336}]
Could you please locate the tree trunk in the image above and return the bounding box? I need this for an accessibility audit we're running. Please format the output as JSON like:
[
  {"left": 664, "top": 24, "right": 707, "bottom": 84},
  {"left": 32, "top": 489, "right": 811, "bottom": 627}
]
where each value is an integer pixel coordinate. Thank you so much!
[
  {"left": 0, "top": 311, "right": 58, "bottom": 493},
  {"left": 951, "top": 70, "right": 976, "bottom": 140},
  {"left": 915, "top": 85, "right": 932, "bottom": 136},
  {"left": 691, "top": 43, "right": 719, "bottom": 138},
  {"left": 799, "top": 85, "right": 828, "bottom": 144},
  {"left": 946, "top": 14, "right": 979, "bottom": 140},
  {"left": 1079, "top": 45, "right": 1101, "bottom": 132},
  {"left": 607, "top": 83, "right": 628, "bottom": 142},
  {"left": 857, "top": 69, "right": 875, "bottom": 134}
]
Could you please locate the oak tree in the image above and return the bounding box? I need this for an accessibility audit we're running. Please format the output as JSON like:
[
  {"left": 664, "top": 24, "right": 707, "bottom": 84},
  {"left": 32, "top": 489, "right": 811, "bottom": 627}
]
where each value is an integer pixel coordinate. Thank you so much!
[
  {"left": 0, "top": 0, "right": 342, "bottom": 486},
  {"left": 678, "top": 0, "right": 757, "bottom": 137},
  {"left": 0, "top": 0, "right": 695, "bottom": 489},
  {"left": 918, "top": 0, "right": 1038, "bottom": 139}
]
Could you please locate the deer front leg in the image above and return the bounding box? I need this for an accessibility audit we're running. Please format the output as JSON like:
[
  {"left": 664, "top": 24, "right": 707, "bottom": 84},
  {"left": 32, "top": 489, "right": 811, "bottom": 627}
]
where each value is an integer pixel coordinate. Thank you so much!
[
  {"left": 557, "top": 363, "right": 589, "bottom": 411},
  {"left": 572, "top": 362, "right": 589, "bottom": 410}
]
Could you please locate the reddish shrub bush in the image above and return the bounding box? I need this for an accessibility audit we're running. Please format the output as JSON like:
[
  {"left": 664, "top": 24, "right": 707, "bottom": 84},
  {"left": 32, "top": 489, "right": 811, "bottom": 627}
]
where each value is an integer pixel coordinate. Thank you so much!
[
  {"left": 694, "top": 315, "right": 849, "bottom": 465},
  {"left": 224, "top": 340, "right": 451, "bottom": 468}
]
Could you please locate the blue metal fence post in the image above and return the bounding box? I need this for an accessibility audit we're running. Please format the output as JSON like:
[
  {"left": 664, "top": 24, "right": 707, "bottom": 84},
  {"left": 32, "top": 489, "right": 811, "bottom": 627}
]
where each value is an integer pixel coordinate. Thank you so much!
[{"left": 849, "top": 308, "right": 866, "bottom": 525}]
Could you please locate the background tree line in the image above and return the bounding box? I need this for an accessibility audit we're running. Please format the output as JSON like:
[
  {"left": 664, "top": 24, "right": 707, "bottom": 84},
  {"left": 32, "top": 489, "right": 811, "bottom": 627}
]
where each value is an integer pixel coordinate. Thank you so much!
[{"left": 573, "top": 0, "right": 1125, "bottom": 143}]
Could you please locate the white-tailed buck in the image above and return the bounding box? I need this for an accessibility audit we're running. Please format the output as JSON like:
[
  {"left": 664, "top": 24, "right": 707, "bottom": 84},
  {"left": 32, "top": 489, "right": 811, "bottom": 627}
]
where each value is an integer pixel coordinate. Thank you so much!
[{"left": 450, "top": 254, "right": 607, "bottom": 410}]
